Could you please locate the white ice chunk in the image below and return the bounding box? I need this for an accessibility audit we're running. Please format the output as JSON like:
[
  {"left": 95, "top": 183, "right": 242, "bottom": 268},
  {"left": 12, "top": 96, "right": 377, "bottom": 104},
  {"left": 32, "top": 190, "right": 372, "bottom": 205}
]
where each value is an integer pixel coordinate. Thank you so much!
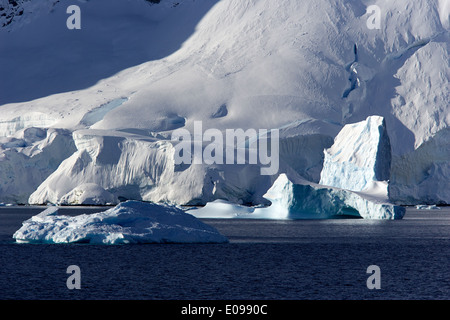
[
  {"left": 31, "top": 206, "right": 59, "bottom": 223},
  {"left": 257, "top": 174, "right": 405, "bottom": 220},
  {"left": 13, "top": 201, "right": 228, "bottom": 244},
  {"left": 320, "top": 116, "right": 391, "bottom": 192},
  {"left": 191, "top": 175, "right": 404, "bottom": 220},
  {"left": 188, "top": 199, "right": 256, "bottom": 219},
  {"left": 415, "top": 204, "right": 441, "bottom": 210}
]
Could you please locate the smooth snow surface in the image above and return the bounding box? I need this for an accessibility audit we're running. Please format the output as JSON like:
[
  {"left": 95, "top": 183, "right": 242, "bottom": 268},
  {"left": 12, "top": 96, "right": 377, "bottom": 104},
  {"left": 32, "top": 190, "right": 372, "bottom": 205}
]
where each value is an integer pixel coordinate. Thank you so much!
[{"left": 13, "top": 201, "right": 228, "bottom": 244}]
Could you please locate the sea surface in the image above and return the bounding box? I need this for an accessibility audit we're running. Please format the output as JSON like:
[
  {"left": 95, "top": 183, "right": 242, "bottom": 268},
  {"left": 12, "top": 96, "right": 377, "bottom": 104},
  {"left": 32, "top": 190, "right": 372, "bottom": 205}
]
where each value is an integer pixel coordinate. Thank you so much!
[{"left": 0, "top": 206, "right": 449, "bottom": 300}]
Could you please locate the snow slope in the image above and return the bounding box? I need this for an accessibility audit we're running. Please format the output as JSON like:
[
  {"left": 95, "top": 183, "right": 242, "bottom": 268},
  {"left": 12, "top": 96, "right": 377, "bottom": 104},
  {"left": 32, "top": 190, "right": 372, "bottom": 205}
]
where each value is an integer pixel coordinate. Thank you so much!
[{"left": 0, "top": 0, "right": 449, "bottom": 206}]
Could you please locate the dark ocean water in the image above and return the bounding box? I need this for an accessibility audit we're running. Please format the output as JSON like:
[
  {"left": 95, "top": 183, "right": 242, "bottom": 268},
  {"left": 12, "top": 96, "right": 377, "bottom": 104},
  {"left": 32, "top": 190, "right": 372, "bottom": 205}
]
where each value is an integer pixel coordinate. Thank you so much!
[{"left": 0, "top": 206, "right": 449, "bottom": 300}]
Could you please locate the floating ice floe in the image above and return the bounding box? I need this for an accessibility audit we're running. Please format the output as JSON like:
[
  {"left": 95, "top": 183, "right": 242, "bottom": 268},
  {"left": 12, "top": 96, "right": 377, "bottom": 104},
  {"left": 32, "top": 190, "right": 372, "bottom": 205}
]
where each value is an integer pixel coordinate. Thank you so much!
[
  {"left": 415, "top": 204, "right": 441, "bottom": 210},
  {"left": 13, "top": 201, "right": 228, "bottom": 244}
]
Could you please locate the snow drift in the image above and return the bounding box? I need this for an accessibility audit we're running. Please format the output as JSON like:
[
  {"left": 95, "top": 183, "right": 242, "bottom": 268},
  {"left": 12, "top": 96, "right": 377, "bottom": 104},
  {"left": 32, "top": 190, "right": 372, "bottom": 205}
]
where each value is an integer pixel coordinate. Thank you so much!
[{"left": 13, "top": 200, "right": 228, "bottom": 244}]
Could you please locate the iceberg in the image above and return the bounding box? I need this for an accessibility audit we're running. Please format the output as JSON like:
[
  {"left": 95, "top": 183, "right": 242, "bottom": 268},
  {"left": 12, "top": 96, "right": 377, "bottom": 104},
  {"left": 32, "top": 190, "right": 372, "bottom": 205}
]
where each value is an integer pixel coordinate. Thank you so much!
[
  {"left": 190, "top": 175, "right": 405, "bottom": 220},
  {"left": 189, "top": 199, "right": 257, "bottom": 219},
  {"left": 258, "top": 174, "right": 405, "bottom": 220},
  {"left": 415, "top": 204, "right": 441, "bottom": 210},
  {"left": 13, "top": 201, "right": 228, "bottom": 244},
  {"left": 319, "top": 116, "right": 391, "bottom": 192}
]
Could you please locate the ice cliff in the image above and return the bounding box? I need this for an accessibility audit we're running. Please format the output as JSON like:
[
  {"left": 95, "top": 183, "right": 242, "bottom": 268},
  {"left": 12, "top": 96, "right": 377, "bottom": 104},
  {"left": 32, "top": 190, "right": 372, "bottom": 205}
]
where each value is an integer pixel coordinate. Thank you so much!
[
  {"left": 320, "top": 116, "right": 391, "bottom": 192},
  {"left": 389, "top": 128, "right": 450, "bottom": 205},
  {"left": 28, "top": 129, "right": 275, "bottom": 206},
  {"left": 0, "top": 128, "right": 76, "bottom": 204}
]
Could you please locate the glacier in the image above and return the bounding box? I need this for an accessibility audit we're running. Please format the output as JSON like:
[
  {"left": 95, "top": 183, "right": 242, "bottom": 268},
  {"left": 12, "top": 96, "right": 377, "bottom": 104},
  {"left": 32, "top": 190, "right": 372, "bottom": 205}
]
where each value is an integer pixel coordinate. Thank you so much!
[
  {"left": 389, "top": 128, "right": 450, "bottom": 205},
  {"left": 0, "top": 128, "right": 76, "bottom": 204},
  {"left": 0, "top": 0, "right": 448, "bottom": 209},
  {"left": 28, "top": 129, "right": 276, "bottom": 206},
  {"left": 13, "top": 201, "right": 228, "bottom": 244}
]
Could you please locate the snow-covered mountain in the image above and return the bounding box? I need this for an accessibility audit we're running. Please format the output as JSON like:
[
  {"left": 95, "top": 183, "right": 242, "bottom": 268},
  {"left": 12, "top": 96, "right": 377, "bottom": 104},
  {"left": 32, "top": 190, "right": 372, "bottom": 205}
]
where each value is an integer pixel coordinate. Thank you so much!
[{"left": 0, "top": 0, "right": 448, "bottom": 208}]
